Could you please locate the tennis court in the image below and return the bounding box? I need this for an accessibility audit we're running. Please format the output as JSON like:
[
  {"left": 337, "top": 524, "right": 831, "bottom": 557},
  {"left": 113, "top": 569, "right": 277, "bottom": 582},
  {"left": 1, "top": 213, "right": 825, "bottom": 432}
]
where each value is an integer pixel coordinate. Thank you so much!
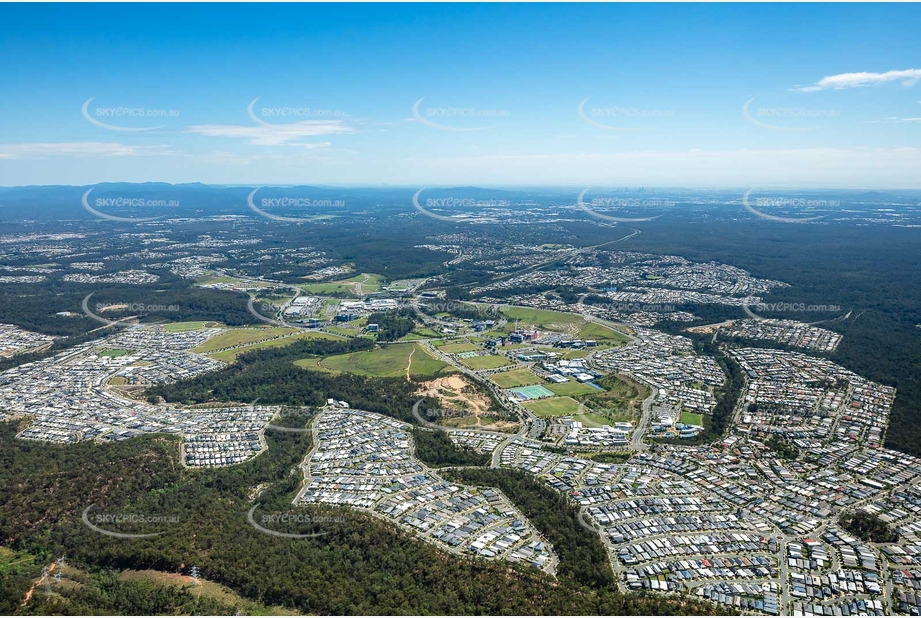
[{"left": 510, "top": 384, "right": 555, "bottom": 400}]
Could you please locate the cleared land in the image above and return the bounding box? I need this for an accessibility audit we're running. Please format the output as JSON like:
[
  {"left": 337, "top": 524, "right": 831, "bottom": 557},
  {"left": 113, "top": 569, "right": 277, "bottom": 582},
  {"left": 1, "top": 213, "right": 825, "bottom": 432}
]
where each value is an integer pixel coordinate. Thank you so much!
[
  {"left": 192, "top": 327, "right": 299, "bottom": 353},
  {"left": 500, "top": 306, "right": 583, "bottom": 333},
  {"left": 438, "top": 342, "right": 482, "bottom": 353},
  {"left": 488, "top": 367, "right": 542, "bottom": 388},
  {"left": 577, "top": 322, "right": 631, "bottom": 345},
  {"left": 163, "top": 321, "right": 219, "bottom": 332},
  {"left": 118, "top": 569, "right": 297, "bottom": 615},
  {"left": 301, "top": 273, "right": 384, "bottom": 296},
  {"left": 459, "top": 354, "right": 513, "bottom": 370},
  {"left": 524, "top": 396, "right": 581, "bottom": 417},
  {"left": 581, "top": 373, "right": 649, "bottom": 420},
  {"left": 304, "top": 343, "right": 453, "bottom": 379},
  {"left": 209, "top": 331, "right": 338, "bottom": 363}
]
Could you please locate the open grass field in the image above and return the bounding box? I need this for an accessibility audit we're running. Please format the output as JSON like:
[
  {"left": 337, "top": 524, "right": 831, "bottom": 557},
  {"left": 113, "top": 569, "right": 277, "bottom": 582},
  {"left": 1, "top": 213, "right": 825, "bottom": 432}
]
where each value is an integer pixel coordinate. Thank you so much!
[
  {"left": 500, "top": 306, "right": 584, "bottom": 331},
  {"left": 301, "top": 273, "right": 384, "bottom": 296},
  {"left": 163, "top": 321, "right": 220, "bottom": 332},
  {"left": 577, "top": 322, "right": 631, "bottom": 345},
  {"left": 488, "top": 367, "right": 541, "bottom": 388},
  {"left": 572, "top": 412, "right": 615, "bottom": 427},
  {"left": 679, "top": 411, "right": 704, "bottom": 427},
  {"left": 303, "top": 343, "right": 453, "bottom": 379},
  {"left": 118, "top": 569, "right": 298, "bottom": 615},
  {"left": 459, "top": 354, "right": 514, "bottom": 370},
  {"left": 192, "top": 327, "right": 299, "bottom": 353},
  {"left": 582, "top": 373, "right": 649, "bottom": 416},
  {"left": 524, "top": 396, "right": 581, "bottom": 418},
  {"left": 438, "top": 342, "right": 482, "bottom": 353},
  {"left": 547, "top": 381, "right": 600, "bottom": 397},
  {"left": 209, "top": 331, "right": 339, "bottom": 363}
]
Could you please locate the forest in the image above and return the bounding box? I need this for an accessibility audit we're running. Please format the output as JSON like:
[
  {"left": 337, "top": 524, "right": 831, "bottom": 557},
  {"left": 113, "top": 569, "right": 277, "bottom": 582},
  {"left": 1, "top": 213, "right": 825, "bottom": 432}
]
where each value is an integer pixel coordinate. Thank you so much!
[{"left": 0, "top": 418, "right": 720, "bottom": 616}]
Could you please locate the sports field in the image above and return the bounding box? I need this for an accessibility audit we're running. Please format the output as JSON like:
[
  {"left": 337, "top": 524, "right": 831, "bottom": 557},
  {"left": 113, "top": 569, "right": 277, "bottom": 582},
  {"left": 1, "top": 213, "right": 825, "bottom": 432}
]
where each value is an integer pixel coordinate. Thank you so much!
[
  {"left": 488, "top": 367, "right": 541, "bottom": 388},
  {"left": 679, "top": 411, "right": 704, "bottom": 427},
  {"left": 547, "top": 381, "right": 600, "bottom": 397},
  {"left": 523, "top": 396, "right": 581, "bottom": 417},
  {"left": 510, "top": 384, "right": 555, "bottom": 400},
  {"left": 459, "top": 354, "right": 513, "bottom": 370}
]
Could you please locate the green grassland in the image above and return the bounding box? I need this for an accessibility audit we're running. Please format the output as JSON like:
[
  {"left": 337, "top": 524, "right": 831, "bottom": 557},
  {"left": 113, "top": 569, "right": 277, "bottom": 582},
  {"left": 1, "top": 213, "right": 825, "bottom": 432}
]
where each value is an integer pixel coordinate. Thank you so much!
[
  {"left": 192, "top": 327, "right": 299, "bottom": 353},
  {"left": 524, "top": 396, "right": 581, "bottom": 418},
  {"left": 572, "top": 412, "right": 615, "bottom": 427},
  {"left": 301, "top": 273, "right": 384, "bottom": 296},
  {"left": 500, "top": 306, "right": 584, "bottom": 331},
  {"left": 547, "top": 381, "right": 599, "bottom": 397},
  {"left": 488, "top": 367, "right": 542, "bottom": 388},
  {"left": 581, "top": 373, "right": 649, "bottom": 419},
  {"left": 303, "top": 343, "right": 454, "bottom": 378},
  {"left": 577, "top": 322, "right": 631, "bottom": 345},
  {"left": 438, "top": 342, "right": 482, "bottom": 353},
  {"left": 209, "top": 332, "right": 339, "bottom": 363},
  {"left": 163, "top": 321, "right": 220, "bottom": 332},
  {"left": 679, "top": 411, "right": 704, "bottom": 426},
  {"left": 459, "top": 354, "right": 514, "bottom": 370},
  {"left": 117, "top": 569, "right": 299, "bottom": 615}
]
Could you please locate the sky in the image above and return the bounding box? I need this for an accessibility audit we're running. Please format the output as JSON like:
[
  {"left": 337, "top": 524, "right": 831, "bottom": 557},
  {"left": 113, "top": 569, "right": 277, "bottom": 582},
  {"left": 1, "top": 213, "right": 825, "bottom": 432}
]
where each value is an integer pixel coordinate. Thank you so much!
[{"left": 0, "top": 3, "right": 919, "bottom": 188}]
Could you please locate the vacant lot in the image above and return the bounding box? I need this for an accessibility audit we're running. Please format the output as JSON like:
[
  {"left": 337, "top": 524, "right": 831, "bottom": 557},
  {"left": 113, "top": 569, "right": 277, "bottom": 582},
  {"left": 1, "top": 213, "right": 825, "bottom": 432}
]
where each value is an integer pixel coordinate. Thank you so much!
[
  {"left": 209, "top": 331, "right": 339, "bottom": 363},
  {"left": 577, "top": 322, "right": 631, "bottom": 345},
  {"left": 500, "top": 306, "right": 583, "bottom": 333},
  {"left": 459, "top": 354, "right": 514, "bottom": 370},
  {"left": 582, "top": 373, "right": 649, "bottom": 418},
  {"left": 438, "top": 342, "right": 482, "bottom": 353},
  {"left": 488, "top": 367, "right": 542, "bottom": 388},
  {"left": 193, "top": 327, "right": 298, "bottom": 353},
  {"left": 524, "top": 396, "right": 581, "bottom": 418},
  {"left": 305, "top": 343, "right": 453, "bottom": 379},
  {"left": 164, "top": 321, "right": 220, "bottom": 332}
]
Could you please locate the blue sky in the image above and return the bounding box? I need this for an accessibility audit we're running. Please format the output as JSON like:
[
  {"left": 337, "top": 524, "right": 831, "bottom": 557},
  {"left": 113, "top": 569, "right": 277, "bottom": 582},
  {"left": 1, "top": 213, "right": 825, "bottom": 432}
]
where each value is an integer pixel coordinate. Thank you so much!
[{"left": 0, "top": 3, "right": 919, "bottom": 188}]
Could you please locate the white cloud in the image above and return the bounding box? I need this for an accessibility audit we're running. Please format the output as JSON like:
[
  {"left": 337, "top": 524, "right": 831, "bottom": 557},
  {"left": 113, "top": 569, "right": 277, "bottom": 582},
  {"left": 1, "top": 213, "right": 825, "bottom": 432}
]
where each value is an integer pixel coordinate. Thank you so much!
[
  {"left": 794, "top": 69, "right": 921, "bottom": 92},
  {"left": 0, "top": 142, "right": 176, "bottom": 158},
  {"left": 867, "top": 116, "right": 921, "bottom": 123},
  {"left": 185, "top": 120, "right": 353, "bottom": 146}
]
